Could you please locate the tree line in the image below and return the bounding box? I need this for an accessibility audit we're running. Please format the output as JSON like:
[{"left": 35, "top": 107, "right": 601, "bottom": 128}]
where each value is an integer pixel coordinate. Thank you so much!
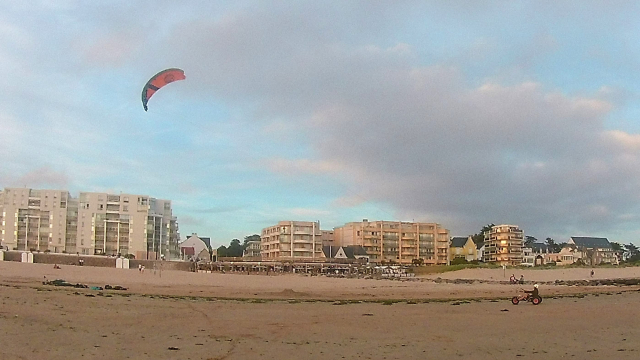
[{"left": 215, "top": 234, "right": 261, "bottom": 258}]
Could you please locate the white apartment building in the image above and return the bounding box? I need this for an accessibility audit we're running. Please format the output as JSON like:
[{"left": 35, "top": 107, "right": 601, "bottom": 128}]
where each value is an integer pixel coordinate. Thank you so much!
[
  {"left": 333, "top": 220, "right": 450, "bottom": 265},
  {"left": 261, "top": 221, "right": 323, "bottom": 261},
  {"left": 1, "top": 188, "right": 179, "bottom": 260}
]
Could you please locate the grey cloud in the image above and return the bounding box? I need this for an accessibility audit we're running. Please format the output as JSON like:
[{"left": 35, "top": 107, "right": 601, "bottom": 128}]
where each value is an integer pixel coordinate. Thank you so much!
[
  {"left": 149, "top": 3, "right": 640, "bottom": 241},
  {"left": 4, "top": 2, "right": 640, "bottom": 242}
]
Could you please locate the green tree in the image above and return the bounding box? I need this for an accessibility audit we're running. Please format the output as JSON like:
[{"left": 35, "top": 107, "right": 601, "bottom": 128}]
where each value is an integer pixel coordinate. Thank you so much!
[
  {"left": 216, "top": 245, "right": 228, "bottom": 258},
  {"left": 226, "top": 238, "right": 244, "bottom": 257},
  {"left": 471, "top": 224, "right": 495, "bottom": 245},
  {"left": 545, "top": 238, "right": 563, "bottom": 253},
  {"left": 524, "top": 236, "right": 537, "bottom": 247},
  {"left": 625, "top": 243, "right": 640, "bottom": 262},
  {"left": 610, "top": 242, "right": 624, "bottom": 252}
]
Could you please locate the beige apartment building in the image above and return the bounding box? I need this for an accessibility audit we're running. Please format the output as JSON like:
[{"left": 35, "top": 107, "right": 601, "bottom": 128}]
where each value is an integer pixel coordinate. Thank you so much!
[
  {"left": 333, "top": 220, "right": 450, "bottom": 265},
  {"left": 483, "top": 224, "right": 524, "bottom": 265},
  {"left": 261, "top": 221, "right": 323, "bottom": 261},
  {"left": 1, "top": 188, "right": 180, "bottom": 260},
  {"left": 0, "top": 188, "right": 72, "bottom": 253}
]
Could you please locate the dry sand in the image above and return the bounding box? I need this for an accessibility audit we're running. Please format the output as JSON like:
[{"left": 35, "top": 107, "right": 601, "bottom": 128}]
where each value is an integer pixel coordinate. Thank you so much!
[{"left": 1, "top": 261, "right": 640, "bottom": 359}]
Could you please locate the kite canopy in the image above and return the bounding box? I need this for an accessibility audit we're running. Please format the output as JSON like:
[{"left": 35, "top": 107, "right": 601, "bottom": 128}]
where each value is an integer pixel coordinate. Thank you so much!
[{"left": 141, "top": 68, "right": 186, "bottom": 111}]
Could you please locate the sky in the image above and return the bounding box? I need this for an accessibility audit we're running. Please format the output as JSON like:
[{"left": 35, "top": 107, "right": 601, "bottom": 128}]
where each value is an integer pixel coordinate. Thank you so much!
[{"left": 2, "top": 1, "right": 640, "bottom": 247}]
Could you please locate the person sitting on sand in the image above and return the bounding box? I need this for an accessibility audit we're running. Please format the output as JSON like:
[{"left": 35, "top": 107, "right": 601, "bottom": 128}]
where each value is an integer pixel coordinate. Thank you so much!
[
  {"left": 53, "top": 264, "right": 61, "bottom": 269},
  {"left": 519, "top": 275, "right": 525, "bottom": 284},
  {"left": 510, "top": 274, "right": 517, "bottom": 284}
]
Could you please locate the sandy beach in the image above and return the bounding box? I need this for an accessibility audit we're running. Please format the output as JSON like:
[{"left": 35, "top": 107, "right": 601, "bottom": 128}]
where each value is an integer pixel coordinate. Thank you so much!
[{"left": 1, "top": 261, "right": 640, "bottom": 359}]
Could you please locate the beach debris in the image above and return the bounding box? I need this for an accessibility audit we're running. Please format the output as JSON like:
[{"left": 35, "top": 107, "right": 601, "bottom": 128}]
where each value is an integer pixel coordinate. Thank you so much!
[
  {"left": 500, "top": 309, "right": 509, "bottom": 312},
  {"left": 43, "top": 279, "right": 88, "bottom": 288},
  {"left": 362, "top": 313, "right": 374, "bottom": 316},
  {"left": 168, "top": 346, "right": 180, "bottom": 350},
  {"left": 104, "top": 284, "right": 128, "bottom": 291}
]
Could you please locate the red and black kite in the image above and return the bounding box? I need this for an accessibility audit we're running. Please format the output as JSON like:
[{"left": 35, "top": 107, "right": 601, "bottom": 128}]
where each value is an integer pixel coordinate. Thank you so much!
[{"left": 141, "top": 68, "right": 186, "bottom": 111}]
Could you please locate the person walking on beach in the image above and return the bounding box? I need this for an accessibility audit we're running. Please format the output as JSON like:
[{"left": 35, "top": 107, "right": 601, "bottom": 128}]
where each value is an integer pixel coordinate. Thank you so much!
[{"left": 590, "top": 269, "right": 594, "bottom": 278}]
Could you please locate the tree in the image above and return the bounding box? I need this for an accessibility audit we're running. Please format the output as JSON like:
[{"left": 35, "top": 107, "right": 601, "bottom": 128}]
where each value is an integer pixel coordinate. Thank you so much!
[
  {"left": 226, "top": 238, "right": 244, "bottom": 257},
  {"left": 545, "top": 238, "right": 562, "bottom": 253},
  {"left": 610, "top": 242, "right": 624, "bottom": 252},
  {"left": 216, "top": 245, "right": 228, "bottom": 258},
  {"left": 524, "top": 236, "right": 537, "bottom": 247},
  {"left": 471, "top": 224, "right": 495, "bottom": 245},
  {"left": 625, "top": 243, "right": 640, "bottom": 262}
]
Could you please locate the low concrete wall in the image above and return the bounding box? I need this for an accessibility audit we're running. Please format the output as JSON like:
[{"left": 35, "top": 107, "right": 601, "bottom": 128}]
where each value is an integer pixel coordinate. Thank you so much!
[
  {"left": 0, "top": 251, "right": 191, "bottom": 271},
  {"left": 3, "top": 251, "right": 23, "bottom": 262}
]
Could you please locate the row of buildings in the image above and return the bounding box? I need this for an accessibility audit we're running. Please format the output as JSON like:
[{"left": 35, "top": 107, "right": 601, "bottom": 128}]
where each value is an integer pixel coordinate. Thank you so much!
[
  {"left": 0, "top": 188, "right": 180, "bottom": 260},
  {"left": 245, "top": 222, "right": 617, "bottom": 266},
  {"left": 2, "top": 187, "right": 620, "bottom": 267},
  {"left": 257, "top": 220, "right": 451, "bottom": 265},
  {"left": 449, "top": 225, "right": 619, "bottom": 266}
]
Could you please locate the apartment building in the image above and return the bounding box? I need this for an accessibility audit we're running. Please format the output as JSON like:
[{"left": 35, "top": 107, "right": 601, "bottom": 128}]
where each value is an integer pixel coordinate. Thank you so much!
[
  {"left": 261, "top": 221, "right": 323, "bottom": 261},
  {"left": 243, "top": 240, "right": 262, "bottom": 259},
  {"left": 483, "top": 224, "right": 524, "bottom": 265},
  {"left": 0, "top": 188, "right": 180, "bottom": 260},
  {"left": 332, "top": 220, "right": 450, "bottom": 265},
  {"left": 0, "top": 188, "right": 72, "bottom": 253},
  {"left": 321, "top": 230, "right": 335, "bottom": 246}
]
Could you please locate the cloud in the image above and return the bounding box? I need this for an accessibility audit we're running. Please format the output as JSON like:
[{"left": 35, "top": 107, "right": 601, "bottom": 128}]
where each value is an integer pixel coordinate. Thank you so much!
[
  {"left": 266, "top": 158, "right": 344, "bottom": 175},
  {"left": 3, "top": 1, "right": 640, "bottom": 243},
  {"left": 177, "top": 215, "right": 205, "bottom": 227},
  {"left": 148, "top": 5, "right": 640, "bottom": 240},
  {"left": 191, "top": 205, "right": 246, "bottom": 214},
  {"left": 1, "top": 167, "right": 70, "bottom": 189},
  {"left": 287, "top": 208, "right": 331, "bottom": 218}
]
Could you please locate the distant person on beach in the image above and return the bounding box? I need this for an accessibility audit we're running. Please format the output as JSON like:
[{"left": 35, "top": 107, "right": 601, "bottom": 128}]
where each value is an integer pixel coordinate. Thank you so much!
[
  {"left": 590, "top": 269, "right": 594, "bottom": 278},
  {"left": 519, "top": 275, "right": 525, "bottom": 284},
  {"left": 510, "top": 274, "right": 517, "bottom": 284}
]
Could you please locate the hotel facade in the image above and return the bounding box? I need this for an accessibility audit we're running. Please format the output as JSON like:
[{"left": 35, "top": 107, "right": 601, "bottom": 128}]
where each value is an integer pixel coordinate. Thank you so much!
[{"left": 0, "top": 188, "right": 179, "bottom": 260}]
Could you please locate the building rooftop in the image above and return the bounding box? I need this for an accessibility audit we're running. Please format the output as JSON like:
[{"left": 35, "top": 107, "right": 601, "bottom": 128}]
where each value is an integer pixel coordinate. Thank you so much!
[
  {"left": 450, "top": 237, "right": 469, "bottom": 248},
  {"left": 570, "top": 236, "right": 612, "bottom": 249}
]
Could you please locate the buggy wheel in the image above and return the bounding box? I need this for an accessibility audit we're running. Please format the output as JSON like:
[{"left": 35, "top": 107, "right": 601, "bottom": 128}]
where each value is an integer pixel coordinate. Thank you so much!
[
  {"left": 532, "top": 296, "right": 542, "bottom": 305},
  {"left": 511, "top": 296, "right": 519, "bottom": 305}
]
